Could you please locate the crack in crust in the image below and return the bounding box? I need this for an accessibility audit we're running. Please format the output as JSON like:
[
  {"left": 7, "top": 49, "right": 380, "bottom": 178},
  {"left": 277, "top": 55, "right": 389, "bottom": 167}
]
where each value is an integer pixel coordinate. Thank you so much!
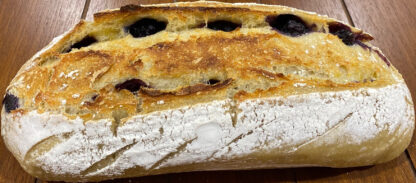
[
  {"left": 24, "top": 132, "right": 74, "bottom": 163},
  {"left": 150, "top": 138, "right": 197, "bottom": 170},
  {"left": 247, "top": 67, "right": 287, "bottom": 80},
  {"left": 292, "top": 112, "right": 353, "bottom": 151},
  {"left": 141, "top": 79, "right": 233, "bottom": 97},
  {"left": 206, "top": 112, "right": 270, "bottom": 160},
  {"left": 82, "top": 141, "right": 138, "bottom": 176}
]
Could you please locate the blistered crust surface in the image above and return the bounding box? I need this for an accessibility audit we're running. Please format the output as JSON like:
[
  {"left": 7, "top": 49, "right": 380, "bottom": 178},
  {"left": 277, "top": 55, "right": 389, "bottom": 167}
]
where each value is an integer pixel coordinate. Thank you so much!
[
  {"left": 2, "top": 83, "right": 413, "bottom": 181},
  {"left": 3, "top": 1, "right": 400, "bottom": 123}
]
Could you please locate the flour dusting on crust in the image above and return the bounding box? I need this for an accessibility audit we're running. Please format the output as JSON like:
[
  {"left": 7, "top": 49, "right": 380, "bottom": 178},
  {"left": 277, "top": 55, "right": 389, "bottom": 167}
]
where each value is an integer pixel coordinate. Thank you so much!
[{"left": 2, "top": 83, "right": 413, "bottom": 179}]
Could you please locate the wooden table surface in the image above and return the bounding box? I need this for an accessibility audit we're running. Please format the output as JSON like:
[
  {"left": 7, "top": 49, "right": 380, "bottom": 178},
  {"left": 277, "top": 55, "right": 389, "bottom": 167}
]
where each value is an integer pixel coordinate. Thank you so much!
[{"left": 0, "top": 0, "right": 415, "bottom": 182}]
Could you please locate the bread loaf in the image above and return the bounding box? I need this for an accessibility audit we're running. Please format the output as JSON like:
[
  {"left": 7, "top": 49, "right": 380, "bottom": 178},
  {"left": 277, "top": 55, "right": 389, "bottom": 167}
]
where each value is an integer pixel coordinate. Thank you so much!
[{"left": 1, "top": 1, "right": 414, "bottom": 182}]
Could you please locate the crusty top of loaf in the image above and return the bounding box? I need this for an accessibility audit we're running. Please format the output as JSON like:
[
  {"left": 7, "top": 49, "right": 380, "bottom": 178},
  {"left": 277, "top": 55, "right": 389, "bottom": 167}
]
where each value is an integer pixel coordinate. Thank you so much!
[{"left": 4, "top": 1, "right": 402, "bottom": 123}]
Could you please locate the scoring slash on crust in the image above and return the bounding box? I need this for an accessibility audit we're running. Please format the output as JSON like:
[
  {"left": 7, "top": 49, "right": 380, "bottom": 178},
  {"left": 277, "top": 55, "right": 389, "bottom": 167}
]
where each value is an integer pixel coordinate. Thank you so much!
[{"left": 1, "top": 1, "right": 414, "bottom": 182}]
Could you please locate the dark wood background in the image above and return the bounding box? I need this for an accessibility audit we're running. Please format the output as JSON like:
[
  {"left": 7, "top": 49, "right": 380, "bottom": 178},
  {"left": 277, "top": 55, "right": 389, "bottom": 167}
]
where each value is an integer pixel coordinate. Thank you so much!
[{"left": 0, "top": 0, "right": 415, "bottom": 182}]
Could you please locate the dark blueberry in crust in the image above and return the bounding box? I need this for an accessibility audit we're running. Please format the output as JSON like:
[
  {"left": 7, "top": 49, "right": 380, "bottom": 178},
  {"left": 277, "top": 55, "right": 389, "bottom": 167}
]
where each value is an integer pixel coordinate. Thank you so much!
[
  {"left": 207, "top": 20, "right": 241, "bottom": 32},
  {"left": 91, "top": 94, "right": 99, "bottom": 101},
  {"left": 65, "top": 36, "right": 97, "bottom": 53},
  {"left": 328, "top": 22, "right": 356, "bottom": 45},
  {"left": 2, "top": 93, "right": 19, "bottom": 113},
  {"left": 115, "top": 79, "right": 148, "bottom": 93},
  {"left": 127, "top": 18, "right": 167, "bottom": 38},
  {"left": 266, "top": 14, "right": 311, "bottom": 37},
  {"left": 328, "top": 22, "right": 374, "bottom": 46},
  {"left": 329, "top": 22, "right": 389, "bottom": 66},
  {"left": 206, "top": 79, "right": 220, "bottom": 85}
]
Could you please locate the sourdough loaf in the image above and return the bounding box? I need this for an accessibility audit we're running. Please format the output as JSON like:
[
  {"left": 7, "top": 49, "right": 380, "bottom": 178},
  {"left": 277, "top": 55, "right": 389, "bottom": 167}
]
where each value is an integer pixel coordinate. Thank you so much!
[{"left": 1, "top": 1, "right": 414, "bottom": 182}]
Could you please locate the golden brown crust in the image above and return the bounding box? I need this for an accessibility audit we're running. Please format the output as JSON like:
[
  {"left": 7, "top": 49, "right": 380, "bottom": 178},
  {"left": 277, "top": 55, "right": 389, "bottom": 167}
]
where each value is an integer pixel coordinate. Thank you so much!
[{"left": 5, "top": 1, "right": 400, "bottom": 125}]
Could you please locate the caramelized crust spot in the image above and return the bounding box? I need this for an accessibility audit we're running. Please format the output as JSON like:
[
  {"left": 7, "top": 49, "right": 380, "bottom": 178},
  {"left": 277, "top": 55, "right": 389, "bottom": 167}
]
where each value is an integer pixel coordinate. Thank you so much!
[
  {"left": 141, "top": 78, "right": 233, "bottom": 96},
  {"left": 247, "top": 68, "right": 287, "bottom": 80}
]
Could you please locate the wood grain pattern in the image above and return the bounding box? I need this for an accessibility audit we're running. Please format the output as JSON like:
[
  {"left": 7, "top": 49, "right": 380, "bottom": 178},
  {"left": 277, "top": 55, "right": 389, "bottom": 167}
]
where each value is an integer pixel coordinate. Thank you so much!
[
  {"left": 297, "top": 154, "right": 416, "bottom": 183},
  {"left": 344, "top": 0, "right": 416, "bottom": 169},
  {"left": 86, "top": 0, "right": 175, "bottom": 21},
  {"left": 38, "top": 169, "right": 294, "bottom": 183},
  {"left": 176, "top": 0, "right": 260, "bottom": 3},
  {"left": 260, "top": 0, "right": 349, "bottom": 23},
  {"left": 97, "top": 169, "right": 294, "bottom": 183},
  {"left": 0, "top": 1, "right": 86, "bottom": 183}
]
